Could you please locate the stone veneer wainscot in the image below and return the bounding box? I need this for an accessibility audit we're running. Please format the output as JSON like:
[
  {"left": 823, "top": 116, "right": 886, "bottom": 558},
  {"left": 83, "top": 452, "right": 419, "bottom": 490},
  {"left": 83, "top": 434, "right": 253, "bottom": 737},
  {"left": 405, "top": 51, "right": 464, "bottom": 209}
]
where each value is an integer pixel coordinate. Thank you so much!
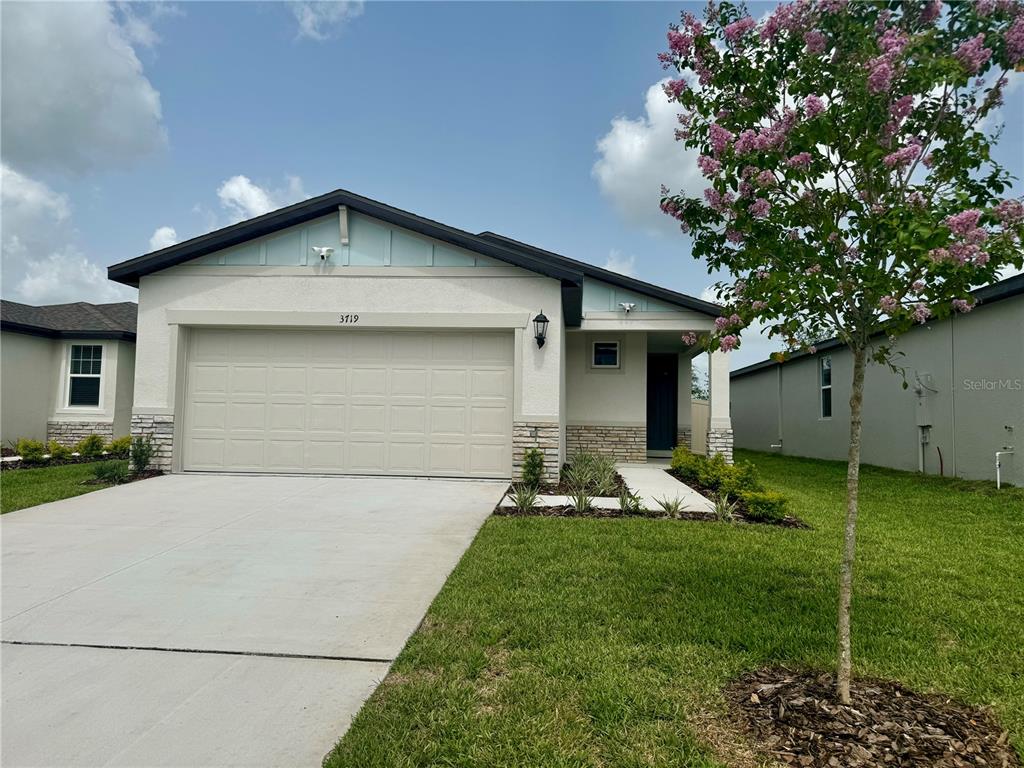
[
  {"left": 512, "top": 421, "right": 560, "bottom": 481},
  {"left": 676, "top": 427, "right": 692, "bottom": 451},
  {"left": 565, "top": 424, "right": 646, "bottom": 463},
  {"left": 130, "top": 413, "right": 175, "bottom": 471},
  {"left": 706, "top": 427, "right": 734, "bottom": 464},
  {"left": 47, "top": 421, "right": 114, "bottom": 446}
]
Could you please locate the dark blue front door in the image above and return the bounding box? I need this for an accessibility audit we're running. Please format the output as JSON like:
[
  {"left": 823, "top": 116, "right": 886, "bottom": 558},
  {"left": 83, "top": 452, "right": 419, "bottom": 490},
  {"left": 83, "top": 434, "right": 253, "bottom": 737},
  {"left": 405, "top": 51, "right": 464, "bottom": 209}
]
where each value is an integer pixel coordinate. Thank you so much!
[{"left": 646, "top": 353, "right": 678, "bottom": 451}]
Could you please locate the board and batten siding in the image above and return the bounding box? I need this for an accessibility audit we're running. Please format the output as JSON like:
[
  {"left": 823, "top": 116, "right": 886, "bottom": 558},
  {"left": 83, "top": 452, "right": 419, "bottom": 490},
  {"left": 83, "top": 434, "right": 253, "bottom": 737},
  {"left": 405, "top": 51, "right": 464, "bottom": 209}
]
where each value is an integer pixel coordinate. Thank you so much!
[{"left": 731, "top": 294, "right": 1023, "bottom": 486}]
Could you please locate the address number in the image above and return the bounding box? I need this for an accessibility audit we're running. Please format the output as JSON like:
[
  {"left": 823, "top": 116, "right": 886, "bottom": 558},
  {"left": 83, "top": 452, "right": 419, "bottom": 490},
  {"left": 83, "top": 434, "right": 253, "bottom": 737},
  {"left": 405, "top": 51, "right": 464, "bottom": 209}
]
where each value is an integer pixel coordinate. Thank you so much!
[{"left": 338, "top": 313, "right": 361, "bottom": 324}]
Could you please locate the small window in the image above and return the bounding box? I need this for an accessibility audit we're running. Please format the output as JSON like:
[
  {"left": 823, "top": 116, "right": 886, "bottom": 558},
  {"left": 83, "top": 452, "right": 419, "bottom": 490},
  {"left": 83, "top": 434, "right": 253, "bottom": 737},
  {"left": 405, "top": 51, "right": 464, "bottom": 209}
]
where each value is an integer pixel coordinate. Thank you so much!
[
  {"left": 819, "top": 355, "right": 832, "bottom": 419},
  {"left": 592, "top": 341, "right": 620, "bottom": 369},
  {"left": 68, "top": 345, "right": 102, "bottom": 407}
]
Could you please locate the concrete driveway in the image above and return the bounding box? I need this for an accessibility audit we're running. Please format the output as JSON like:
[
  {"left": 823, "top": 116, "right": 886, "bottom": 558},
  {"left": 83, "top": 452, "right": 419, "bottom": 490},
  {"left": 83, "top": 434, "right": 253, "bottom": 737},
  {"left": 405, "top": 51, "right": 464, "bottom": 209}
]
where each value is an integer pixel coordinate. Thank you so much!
[{"left": 1, "top": 473, "right": 505, "bottom": 767}]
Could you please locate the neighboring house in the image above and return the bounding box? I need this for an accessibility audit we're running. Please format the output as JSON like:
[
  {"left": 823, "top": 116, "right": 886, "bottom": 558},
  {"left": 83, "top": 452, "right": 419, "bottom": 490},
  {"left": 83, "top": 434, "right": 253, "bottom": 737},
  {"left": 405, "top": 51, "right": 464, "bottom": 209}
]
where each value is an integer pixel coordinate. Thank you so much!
[
  {"left": 731, "top": 274, "right": 1024, "bottom": 486},
  {"left": 1, "top": 301, "right": 137, "bottom": 447},
  {"left": 107, "top": 188, "right": 729, "bottom": 478}
]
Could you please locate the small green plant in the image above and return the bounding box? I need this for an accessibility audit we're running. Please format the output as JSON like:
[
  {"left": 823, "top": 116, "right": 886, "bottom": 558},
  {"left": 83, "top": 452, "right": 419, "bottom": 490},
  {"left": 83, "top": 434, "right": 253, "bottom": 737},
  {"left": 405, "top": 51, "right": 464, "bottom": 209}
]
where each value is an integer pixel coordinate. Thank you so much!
[
  {"left": 521, "top": 448, "right": 545, "bottom": 489},
  {"left": 569, "top": 487, "right": 593, "bottom": 513},
  {"left": 130, "top": 435, "right": 154, "bottom": 473},
  {"left": 654, "top": 496, "right": 686, "bottom": 518},
  {"left": 76, "top": 434, "right": 105, "bottom": 458},
  {"left": 15, "top": 438, "right": 46, "bottom": 463},
  {"left": 712, "top": 493, "right": 739, "bottom": 523},
  {"left": 47, "top": 441, "right": 73, "bottom": 461},
  {"left": 507, "top": 484, "right": 539, "bottom": 514},
  {"left": 618, "top": 487, "right": 644, "bottom": 515},
  {"left": 93, "top": 460, "right": 130, "bottom": 484},
  {"left": 740, "top": 490, "right": 789, "bottom": 522},
  {"left": 563, "top": 451, "right": 619, "bottom": 495},
  {"left": 106, "top": 436, "right": 131, "bottom": 459}
]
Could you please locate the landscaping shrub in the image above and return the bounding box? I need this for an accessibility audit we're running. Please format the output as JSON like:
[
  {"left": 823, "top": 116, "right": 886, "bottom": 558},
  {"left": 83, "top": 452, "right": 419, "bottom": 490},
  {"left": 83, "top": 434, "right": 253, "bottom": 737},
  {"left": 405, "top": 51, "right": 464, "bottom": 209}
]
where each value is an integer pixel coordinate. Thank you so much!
[
  {"left": 93, "top": 460, "right": 130, "bottom": 484},
  {"left": 564, "top": 451, "right": 618, "bottom": 495},
  {"left": 508, "top": 485, "right": 539, "bottom": 514},
  {"left": 48, "top": 441, "right": 73, "bottom": 461},
  {"left": 130, "top": 435, "right": 154, "bottom": 472},
  {"left": 15, "top": 438, "right": 46, "bottom": 463},
  {"left": 106, "top": 436, "right": 131, "bottom": 459},
  {"left": 521, "top": 448, "right": 544, "bottom": 489},
  {"left": 618, "top": 487, "right": 644, "bottom": 515},
  {"left": 739, "top": 490, "right": 789, "bottom": 522},
  {"left": 670, "top": 445, "right": 704, "bottom": 485},
  {"left": 76, "top": 434, "right": 105, "bottom": 458}
]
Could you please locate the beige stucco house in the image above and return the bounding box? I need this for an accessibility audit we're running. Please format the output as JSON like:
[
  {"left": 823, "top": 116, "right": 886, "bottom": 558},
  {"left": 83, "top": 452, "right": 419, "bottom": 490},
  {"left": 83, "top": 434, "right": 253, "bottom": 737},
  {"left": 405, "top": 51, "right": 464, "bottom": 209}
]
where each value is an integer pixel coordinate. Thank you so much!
[
  {"left": 107, "top": 189, "right": 729, "bottom": 479},
  {"left": 0, "top": 301, "right": 137, "bottom": 447}
]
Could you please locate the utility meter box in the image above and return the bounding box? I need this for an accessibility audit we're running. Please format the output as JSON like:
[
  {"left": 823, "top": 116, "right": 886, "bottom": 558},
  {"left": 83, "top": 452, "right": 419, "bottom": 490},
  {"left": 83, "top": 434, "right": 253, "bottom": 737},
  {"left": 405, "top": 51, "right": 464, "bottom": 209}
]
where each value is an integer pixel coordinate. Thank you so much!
[{"left": 915, "top": 372, "right": 934, "bottom": 427}]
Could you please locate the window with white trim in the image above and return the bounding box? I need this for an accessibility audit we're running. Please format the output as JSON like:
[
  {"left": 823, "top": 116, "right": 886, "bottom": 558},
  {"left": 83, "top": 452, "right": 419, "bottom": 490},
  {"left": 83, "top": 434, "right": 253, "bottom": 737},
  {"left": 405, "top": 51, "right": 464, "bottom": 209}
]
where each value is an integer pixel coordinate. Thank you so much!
[
  {"left": 592, "top": 341, "right": 620, "bottom": 369},
  {"left": 819, "top": 355, "right": 832, "bottom": 419},
  {"left": 68, "top": 345, "right": 103, "bottom": 407}
]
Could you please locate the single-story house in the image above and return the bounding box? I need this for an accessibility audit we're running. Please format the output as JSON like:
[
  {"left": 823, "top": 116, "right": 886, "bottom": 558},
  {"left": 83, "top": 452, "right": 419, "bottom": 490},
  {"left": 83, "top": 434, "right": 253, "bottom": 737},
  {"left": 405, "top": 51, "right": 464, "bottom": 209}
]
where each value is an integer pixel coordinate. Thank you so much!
[
  {"left": 731, "top": 273, "right": 1024, "bottom": 486},
  {"left": 0, "top": 300, "right": 137, "bottom": 447},
  {"left": 107, "top": 188, "right": 729, "bottom": 478}
]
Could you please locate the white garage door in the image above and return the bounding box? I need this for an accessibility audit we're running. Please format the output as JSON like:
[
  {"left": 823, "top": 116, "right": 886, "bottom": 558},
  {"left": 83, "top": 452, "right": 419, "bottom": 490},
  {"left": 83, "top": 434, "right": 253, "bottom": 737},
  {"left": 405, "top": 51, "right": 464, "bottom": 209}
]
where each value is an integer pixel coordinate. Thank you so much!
[{"left": 183, "top": 328, "right": 514, "bottom": 477}]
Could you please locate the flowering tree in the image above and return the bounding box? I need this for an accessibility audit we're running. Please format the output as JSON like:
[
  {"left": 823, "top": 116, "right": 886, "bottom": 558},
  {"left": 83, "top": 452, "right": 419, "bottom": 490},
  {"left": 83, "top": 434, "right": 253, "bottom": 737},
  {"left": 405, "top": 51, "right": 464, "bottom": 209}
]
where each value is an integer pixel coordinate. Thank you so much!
[{"left": 659, "top": 0, "right": 1024, "bottom": 703}]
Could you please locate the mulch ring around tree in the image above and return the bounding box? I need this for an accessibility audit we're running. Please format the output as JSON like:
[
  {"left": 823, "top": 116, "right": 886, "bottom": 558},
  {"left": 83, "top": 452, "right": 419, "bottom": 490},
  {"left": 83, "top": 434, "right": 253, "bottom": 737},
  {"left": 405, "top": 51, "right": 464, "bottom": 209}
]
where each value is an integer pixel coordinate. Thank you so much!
[{"left": 726, "top": 667, "right": 1020, "bottom": 768}]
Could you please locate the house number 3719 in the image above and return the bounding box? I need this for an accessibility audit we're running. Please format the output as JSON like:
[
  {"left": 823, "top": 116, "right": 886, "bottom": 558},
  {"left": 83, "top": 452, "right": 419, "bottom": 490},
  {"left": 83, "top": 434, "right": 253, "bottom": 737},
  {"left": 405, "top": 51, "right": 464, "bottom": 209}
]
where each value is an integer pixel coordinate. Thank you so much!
[{"left": 338, "top": 314, "right": 360, "bottom": 324}]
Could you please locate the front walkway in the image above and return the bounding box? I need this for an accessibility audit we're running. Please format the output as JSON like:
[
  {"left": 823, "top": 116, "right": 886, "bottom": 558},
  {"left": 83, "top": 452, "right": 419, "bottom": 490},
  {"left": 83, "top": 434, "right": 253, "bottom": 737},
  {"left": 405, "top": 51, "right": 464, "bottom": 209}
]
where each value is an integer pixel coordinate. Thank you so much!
[
  {"left": 1, "top": 473, "right": 507, "bottom": 767},
  {"left": 617, "top": 461, "right": 714, "bottom": 513}
]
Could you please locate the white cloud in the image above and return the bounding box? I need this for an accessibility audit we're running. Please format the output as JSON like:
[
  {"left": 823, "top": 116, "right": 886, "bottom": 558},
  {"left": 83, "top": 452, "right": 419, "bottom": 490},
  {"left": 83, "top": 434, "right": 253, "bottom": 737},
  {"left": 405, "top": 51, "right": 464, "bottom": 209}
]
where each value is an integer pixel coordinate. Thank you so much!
[
  {"left": 149, "top": 226, "right": 178, "bottom": 251},
  {"left": 1, "top": 164, "right": 134, "bottom": 305},
  {"left": 593, "top": 78, "right": 703, "bottom": 235},
  {"left": 602, "top": 250, "right": 637, "bottom": 277},
  {"left": 290, "top": 1, "right": 363, "bottom": 40},
  {"left": 217, "top": 174, "right": 307, "bottom": 222},
  {"left": 1, "top": 1, "right": 167, "bottom": 175}
]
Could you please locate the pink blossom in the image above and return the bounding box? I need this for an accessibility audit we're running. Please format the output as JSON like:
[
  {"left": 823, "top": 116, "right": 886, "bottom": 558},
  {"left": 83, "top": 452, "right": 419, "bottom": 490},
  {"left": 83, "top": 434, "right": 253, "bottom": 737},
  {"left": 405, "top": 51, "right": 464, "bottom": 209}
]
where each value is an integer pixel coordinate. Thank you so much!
[
  {"left": 928, "top": 247, "right": 950, "bottom": 263},
  {"left": 944, "top": 209, "right": 983, "bottom": 237},
  {"left": 755, "top": 269, "right": 770, "bottom": 279},
  {"left": 955, "top": 34, "right": 992, "bottom": 75},
  {"left": 749, "top": 198, "right": 771, "bottom": 219},
  {"left": 804, "top": 95, "right": 825, "bottom": 118},
  {"left": 728, "top": 313, "right": 743, "bottom": 326},
  {"left": 738, "top": 180, "right": 754, "bottom": 199},
  {"left": 804, "top": 30, "right": 827, "bottom": 54},
  {"left": 1008, "top": 16, "right": 1024, "bottom": 64},
  {"left": 704, "top": 187, "right": 735, "bottom": 213},
  {"left": 697, "top": 155, "right": 722, "bottom": 178},
  {"left": 883, "top": 140, "right": 921, "bottom": 169},
  {"left": 878, "top": 28, "right": 908, "bottom": 56},
  {"left": 920, "top": 0, "right": 941, "bottom": 24},
  {"left": 912, "top": 303, "right": 932, "bottom": 324},
  {"left": 681, "top": 332, "right": 698, "bottom": 345},
  {"left": 995, "top": 198, "right": 1024, "bottom": 225},
  {"left": 664, "top": 79, "right": 688, "bottom": 99},
  {"left": 719, "top": 334, "right": 739, "bottom": 352},
  {"left": 952, "top": 299, "right": 975, "bottom": 313},
  {"left": 725, "top": 228, "right": 744, "bottom": 244},
  {"left": 805, "top": 264, "right": 822, "bottom": 275},
  {"left": 912, "top": 280, "right": 926, "bottom": 294},
  {"left": 756, "top": 170, "right": 776, "bottom": 187},
  {"left": 891, "top": 94, "right": 914, "bottom": 122},
  {"left": 879, "top": 295, "right": 899, "bottom": 313},
  {"left": 965, "top": 227, "right": 988, "bottom": 245},
  {"left": 724, "top": 16, "right": 756, "bottom": 44},
  {"left": 976, "top": 0, "right": 996, "bottom": 16},
  {"left": 714, "top": 316, "right": 730, "bottom": 330},
  {"left": 709, "top": 123, "right": 734, "bottom": 156},
  {"left": 974, "top": 250, "right": 990, "bottom": 265},
  {"left": 750, "top": 300, "right": 767, "bottom": 311},
  {"left": 734, "top": 129, "right": 759, "bottom": 154},
  {"left": 787, "top": 152, "right": 812, "bottom": 169},
  {"left": 908, "top": 191, "right": 926, "bottom": 207},
  {"left": 867, "top": 59, "right": 895, "bottom": 94},
  {"left": 667, "top": 29, "right": 692, "bottom": 56},
  {"left": 922, "top": 153, "right": 935, "bottom": 168}
]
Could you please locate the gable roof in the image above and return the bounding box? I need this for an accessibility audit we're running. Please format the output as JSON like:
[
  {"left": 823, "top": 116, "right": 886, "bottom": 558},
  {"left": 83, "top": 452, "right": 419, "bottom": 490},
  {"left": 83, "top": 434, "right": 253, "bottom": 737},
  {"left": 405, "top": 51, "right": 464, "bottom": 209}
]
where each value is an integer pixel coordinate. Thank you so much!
[
  {"left": 0, "top": 300, "right": 137, "bottom": 341},
  {"left": 106, "top": 188, "right": 721, "bottom": 323},
  {"left": 730, "top": 272, "right": 1024, "bottom": 380}
]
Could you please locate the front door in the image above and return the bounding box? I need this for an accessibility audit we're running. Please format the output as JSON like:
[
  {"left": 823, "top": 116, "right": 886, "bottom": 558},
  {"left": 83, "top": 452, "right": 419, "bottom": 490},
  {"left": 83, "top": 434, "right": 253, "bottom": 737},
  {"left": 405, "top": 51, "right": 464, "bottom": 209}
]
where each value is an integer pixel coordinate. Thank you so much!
[{"left": 646, "top": 353, "right": 678, "bottom": 451}]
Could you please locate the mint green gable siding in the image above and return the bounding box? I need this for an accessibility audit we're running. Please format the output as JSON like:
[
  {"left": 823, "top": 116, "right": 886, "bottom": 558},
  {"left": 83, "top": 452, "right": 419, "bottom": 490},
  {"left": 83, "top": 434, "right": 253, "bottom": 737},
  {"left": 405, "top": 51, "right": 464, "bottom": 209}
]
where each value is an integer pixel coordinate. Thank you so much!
[
  {"left": 582, "top": 277, "right": 680, "bottom": 312},
  {"left": 188, "top": 211, "right": 503, "bottom": 268}
]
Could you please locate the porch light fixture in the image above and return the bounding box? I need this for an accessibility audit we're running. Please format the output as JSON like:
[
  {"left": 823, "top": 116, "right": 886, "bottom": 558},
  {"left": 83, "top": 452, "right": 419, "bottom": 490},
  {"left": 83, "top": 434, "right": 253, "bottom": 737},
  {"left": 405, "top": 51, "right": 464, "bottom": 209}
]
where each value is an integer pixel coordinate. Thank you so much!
[{"left": 533, "top": 311, "right": 549, "bottom": 348}]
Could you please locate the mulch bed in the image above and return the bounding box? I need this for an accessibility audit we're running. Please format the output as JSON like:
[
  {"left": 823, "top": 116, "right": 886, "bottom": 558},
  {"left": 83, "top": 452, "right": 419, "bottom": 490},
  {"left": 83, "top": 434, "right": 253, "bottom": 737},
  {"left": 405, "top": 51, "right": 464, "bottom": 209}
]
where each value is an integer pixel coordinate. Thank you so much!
[
  {"left": 726, "top": 667, "right": 1020, "bottom": 768},
  {"left": 665, "top": 468, "right": 809, "bottom": 528},
  {"left": 82, "top": 470, "right": 163, "bottom": 486},
  {"left": 494, "top": 504, "right": 808, "bottom": 526},
  {"left": 0, "top": 454, "right": 125, "bottom": 472},
  {"left": 537, "top": 470, "right": 628, "bottom": 496}
]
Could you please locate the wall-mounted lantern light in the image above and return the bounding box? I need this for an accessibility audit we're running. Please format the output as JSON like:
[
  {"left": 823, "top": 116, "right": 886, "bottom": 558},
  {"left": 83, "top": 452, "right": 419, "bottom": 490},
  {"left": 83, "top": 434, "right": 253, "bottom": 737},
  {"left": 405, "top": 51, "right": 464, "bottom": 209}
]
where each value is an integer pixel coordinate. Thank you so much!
[{"left": 533, "top": 311, "right": 549, "bottom": 348}]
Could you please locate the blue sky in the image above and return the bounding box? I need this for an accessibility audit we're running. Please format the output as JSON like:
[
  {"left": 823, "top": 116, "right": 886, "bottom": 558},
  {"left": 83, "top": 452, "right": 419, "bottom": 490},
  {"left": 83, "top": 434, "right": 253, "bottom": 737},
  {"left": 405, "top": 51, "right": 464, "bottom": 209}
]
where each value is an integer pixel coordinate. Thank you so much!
[{"left": 2, "top": 1, "right": 1022, "bottom": 369}]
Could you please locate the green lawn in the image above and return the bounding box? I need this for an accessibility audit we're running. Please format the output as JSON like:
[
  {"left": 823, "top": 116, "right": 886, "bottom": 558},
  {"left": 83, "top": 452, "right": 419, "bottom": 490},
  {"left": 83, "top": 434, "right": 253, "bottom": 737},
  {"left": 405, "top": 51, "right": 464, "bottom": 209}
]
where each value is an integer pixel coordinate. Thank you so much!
[
  {"left": 0, "top": 462, "right": 114, "bottom": 514},
  {"left": 326, "top": 451, "right": 1024, "bottom": 767}
]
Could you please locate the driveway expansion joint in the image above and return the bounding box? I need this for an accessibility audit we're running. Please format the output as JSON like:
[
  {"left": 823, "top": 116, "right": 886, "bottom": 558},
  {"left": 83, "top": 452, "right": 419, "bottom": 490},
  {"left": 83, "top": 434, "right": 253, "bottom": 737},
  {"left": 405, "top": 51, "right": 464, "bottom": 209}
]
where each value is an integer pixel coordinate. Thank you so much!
[{"left": 1, "top": 640, "right": 394, "bottom": 665}]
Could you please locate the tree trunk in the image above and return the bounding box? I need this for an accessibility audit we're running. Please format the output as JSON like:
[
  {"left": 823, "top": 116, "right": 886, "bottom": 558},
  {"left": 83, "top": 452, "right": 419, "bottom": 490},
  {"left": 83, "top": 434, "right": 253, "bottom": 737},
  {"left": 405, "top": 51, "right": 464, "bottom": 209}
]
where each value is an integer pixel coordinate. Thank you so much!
[{"left": 837, "top": 345, "right": 866, "bottom": 704}]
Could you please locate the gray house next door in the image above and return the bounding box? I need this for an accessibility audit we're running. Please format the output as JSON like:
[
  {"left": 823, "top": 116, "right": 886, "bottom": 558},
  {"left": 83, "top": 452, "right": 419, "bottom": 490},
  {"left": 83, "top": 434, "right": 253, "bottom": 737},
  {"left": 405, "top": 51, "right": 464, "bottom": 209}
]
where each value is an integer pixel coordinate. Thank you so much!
[{"left": 182, "top": 328, "right": 514, "bottom": 478}]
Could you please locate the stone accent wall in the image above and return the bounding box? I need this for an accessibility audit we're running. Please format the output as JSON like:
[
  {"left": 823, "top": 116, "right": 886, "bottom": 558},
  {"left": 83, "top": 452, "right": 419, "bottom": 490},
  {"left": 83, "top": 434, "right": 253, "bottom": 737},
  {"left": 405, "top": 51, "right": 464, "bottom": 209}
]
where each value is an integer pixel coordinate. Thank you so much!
[
  {"left": 676, "top": 427, "right": 692, "bottom": 451},
  {"left": 566, "top": 424, "right": 646, "bottom": 463},
  {"left": 706, "top": 427, "right": 734, "bottom": 464},
  {"left": 512, "top": 421, "right": 560, "bottom": 481},
  {"left": 130, "top": 413, "right": 175, "bottom": 472},
  {"left": 47, "top": 421, "right": 114, "bottom": 446}
]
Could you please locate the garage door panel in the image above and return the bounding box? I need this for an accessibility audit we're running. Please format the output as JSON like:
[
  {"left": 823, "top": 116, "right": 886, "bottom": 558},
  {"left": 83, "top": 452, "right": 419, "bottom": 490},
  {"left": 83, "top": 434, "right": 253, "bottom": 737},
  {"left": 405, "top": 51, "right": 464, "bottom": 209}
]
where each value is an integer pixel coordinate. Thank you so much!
[{"left": 185, "top": 329, "right": 512, "bottom": 477}]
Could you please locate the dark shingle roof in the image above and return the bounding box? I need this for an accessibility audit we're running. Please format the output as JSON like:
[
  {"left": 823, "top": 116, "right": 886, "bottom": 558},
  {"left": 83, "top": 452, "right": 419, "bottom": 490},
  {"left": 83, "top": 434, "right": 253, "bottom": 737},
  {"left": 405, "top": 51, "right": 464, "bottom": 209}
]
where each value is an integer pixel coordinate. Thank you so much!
[{"left": 0, "top": 300, "right": 137, "bottom": 340}]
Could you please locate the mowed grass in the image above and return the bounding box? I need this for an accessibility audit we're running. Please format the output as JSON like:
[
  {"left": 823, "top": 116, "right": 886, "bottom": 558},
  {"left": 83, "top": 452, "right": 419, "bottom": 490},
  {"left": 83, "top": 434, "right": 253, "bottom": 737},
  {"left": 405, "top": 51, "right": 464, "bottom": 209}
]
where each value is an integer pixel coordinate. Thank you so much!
[
  {"left": 0, "top": 462, "right": 112, "bottom": 514},
  {"left": 326, "top": 451, "right": 1024, "bottom": 768}
]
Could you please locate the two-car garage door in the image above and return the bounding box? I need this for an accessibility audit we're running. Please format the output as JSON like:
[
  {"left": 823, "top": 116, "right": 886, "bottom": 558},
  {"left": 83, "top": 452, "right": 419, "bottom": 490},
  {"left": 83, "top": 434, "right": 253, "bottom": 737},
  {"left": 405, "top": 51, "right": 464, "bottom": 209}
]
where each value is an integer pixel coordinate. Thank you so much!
[{"left": 182, "top": 328, "right": 514, "bottom": 477}]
